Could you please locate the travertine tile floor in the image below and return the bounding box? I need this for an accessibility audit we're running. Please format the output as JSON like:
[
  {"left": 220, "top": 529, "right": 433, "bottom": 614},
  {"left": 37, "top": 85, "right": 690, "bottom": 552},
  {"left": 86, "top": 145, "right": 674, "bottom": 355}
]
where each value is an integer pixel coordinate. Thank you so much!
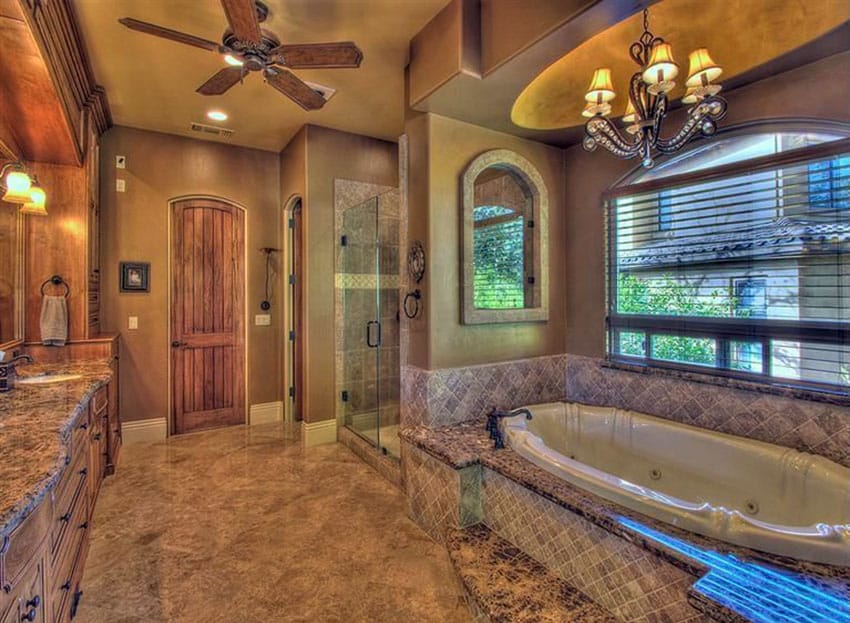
[{"left": 75, "top": 423, "right": 471, "bottom": 623}]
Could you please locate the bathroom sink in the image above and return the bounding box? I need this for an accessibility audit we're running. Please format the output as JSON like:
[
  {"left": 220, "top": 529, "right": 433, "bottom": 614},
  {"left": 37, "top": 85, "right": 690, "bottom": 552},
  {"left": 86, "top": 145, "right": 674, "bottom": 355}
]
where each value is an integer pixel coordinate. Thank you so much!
[{"left": 17, "top": 374, "right": 84, "bottom": 385}]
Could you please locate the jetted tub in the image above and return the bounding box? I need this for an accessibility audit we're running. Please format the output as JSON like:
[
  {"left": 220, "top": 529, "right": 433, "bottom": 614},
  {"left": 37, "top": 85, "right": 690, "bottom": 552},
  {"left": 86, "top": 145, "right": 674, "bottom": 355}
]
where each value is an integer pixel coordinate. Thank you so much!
[{"left": 502, "top": 402, "right": 850, "bottom": 566}]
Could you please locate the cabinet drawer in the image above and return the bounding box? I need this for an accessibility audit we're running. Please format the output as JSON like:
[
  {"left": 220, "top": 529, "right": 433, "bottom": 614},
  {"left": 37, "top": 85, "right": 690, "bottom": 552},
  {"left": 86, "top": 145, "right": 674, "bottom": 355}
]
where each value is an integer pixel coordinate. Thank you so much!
[
  {"left": 49, "top": 452, "right": 87, "bottom": 562},
  {"left": 1, "top": 555, "right": 44, "bottom": 623},
  {"left": 49, "top": 494, "right": 88, "bottom": 623},
  {"left": 91, "top": 386, "right": 107, "bottom": 416},
  {"left": 49, "top": 501, "right": 89, "bottom": 623},
  {"left": 0, "top": 499, "right": 49, "bottom": 594}
]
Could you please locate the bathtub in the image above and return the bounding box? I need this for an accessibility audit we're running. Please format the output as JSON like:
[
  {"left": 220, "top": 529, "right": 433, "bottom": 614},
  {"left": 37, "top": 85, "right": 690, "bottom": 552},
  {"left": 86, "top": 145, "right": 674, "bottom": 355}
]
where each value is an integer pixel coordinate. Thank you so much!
[{"left": 502, "top": 401, "right": 850, "bottom": 566}]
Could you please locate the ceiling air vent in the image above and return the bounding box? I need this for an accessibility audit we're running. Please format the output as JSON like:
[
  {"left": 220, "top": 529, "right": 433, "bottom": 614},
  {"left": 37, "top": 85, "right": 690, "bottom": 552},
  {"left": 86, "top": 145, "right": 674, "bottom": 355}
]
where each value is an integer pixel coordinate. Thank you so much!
[{"left": 190, "top": 122, "right": 234, "bottom": 138}]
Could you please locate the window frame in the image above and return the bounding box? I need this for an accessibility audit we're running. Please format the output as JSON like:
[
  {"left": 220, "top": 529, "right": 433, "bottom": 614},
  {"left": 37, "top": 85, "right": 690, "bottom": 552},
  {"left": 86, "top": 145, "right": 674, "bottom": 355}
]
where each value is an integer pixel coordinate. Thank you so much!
[{"left": 605, "top": 135, "right": 850, "bottom": 394}]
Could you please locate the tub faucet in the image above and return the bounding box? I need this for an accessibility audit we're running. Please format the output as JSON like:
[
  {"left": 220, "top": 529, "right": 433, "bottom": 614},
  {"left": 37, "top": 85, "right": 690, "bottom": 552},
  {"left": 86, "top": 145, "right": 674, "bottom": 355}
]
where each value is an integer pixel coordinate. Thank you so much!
[
  {"left": 486, "top": 407, "right": 533, "bottom": 449},
  {"left": 0, "top": 354, "right": 33, "bottom": 393}
]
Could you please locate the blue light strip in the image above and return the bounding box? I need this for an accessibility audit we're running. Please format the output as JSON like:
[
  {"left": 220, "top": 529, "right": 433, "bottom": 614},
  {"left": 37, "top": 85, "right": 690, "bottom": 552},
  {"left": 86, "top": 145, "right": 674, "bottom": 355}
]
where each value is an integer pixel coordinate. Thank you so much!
[{"left": 616, "top": 516, "right": 850, "bottom": 623}]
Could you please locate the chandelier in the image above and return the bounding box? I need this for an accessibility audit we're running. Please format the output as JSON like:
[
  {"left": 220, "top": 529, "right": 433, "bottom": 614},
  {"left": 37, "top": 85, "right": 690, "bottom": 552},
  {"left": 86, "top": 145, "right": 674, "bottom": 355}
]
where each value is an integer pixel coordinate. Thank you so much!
[{"left": 581, "top": 9, "right": 727, "bottom": 168}]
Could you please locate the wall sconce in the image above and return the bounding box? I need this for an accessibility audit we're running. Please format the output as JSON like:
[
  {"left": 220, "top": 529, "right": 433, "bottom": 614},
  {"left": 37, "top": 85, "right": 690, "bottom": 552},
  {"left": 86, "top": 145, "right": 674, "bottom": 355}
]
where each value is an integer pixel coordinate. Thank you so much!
[{"left": 1, "top": 162, "right": 48, "bottom": 215}]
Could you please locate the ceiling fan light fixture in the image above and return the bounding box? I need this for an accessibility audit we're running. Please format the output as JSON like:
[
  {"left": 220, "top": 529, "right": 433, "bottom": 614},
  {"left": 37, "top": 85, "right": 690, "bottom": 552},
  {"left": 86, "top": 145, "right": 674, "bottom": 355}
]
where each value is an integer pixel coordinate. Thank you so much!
[
  {"left": 224, "top": 54, "right": 243, "bottom": 67},
  {"left": 207, "top": 110, "right": 229, "bottom": 122}
]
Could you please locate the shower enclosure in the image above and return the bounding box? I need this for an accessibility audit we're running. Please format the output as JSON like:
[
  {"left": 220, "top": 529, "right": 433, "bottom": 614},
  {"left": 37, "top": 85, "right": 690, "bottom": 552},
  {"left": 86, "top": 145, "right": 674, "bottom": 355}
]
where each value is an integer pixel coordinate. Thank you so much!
[{"left": 338, "top": 190, "right": 400, "bottom": 458}]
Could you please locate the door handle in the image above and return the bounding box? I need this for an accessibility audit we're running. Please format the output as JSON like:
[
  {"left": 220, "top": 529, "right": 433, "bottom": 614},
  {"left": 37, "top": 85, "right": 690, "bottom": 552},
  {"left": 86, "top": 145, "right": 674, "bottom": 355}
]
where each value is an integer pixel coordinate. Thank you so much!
[
  {"left": 366, "top": 321, "right": 382, "bottom": 348},
  {"left": 171, "top": 340, "right": 186, "bottom": 348}
]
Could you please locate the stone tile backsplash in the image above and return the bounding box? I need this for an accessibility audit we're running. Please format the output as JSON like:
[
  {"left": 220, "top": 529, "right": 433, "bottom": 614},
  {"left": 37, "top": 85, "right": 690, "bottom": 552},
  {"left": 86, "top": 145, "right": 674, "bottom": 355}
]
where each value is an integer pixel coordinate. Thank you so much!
[
  {"left": 401, "top": 355, "right": 567, "bottom": 428},
  {"left": 566, "top": 354, "right": 850, "bottom": 468},
  {"left": 401, "top": 352, "right": 850, "bottom": 467}
]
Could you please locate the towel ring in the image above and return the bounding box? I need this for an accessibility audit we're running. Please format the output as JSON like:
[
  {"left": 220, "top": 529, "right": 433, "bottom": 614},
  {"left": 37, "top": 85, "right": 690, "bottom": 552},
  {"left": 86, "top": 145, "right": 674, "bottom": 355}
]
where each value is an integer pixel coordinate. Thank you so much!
[{"left": 40, "top": 275, "right": 70, "bottom": 298}]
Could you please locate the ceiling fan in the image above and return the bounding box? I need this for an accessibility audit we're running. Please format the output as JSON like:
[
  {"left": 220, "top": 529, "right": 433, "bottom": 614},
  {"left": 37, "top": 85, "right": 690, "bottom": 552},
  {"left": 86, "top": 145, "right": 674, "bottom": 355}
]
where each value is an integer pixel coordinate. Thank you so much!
[{"left": 118, "top": 0, "right": 362, "bottom": 111}]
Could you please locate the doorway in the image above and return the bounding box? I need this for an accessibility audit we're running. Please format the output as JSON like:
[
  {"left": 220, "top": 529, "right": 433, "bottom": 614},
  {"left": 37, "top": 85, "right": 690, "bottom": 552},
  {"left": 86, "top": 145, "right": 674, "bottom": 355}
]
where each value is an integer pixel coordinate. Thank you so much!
[
  {"left": 171, "top": 198, "right": 246, "bottom": 435},
  {"left": 287, "top": 198, "right": 303, "bottom": 422}
]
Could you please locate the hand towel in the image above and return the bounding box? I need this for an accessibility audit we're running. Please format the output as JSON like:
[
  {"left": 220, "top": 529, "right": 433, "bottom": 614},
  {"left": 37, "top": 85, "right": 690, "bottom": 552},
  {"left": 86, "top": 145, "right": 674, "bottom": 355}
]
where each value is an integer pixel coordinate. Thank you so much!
[{"left": 40, "top": 295, "right": 68, "bottom": 346}]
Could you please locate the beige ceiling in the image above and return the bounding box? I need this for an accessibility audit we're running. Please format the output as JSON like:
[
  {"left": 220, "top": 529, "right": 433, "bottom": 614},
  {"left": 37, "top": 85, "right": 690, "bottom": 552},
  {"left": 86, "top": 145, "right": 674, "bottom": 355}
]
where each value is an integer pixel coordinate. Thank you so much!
[
  {"left": 73, "top": 0, "right": 450, "bottom": 152},
  {"left": 511, "top": 0, "right": 850, "bottom": 130}
]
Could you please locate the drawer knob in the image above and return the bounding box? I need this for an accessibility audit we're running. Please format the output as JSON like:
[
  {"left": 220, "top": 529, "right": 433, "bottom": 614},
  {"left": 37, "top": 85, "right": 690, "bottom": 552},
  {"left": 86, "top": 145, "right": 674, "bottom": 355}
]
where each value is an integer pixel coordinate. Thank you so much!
[
  {"left": 26, "top": 595, "right": 40, "bottom": 609},
  {"left": 79, "top": 422, "right": 88, "bottom": 430},
  {"left": 59, "top": 512, "right": 71, "bottom": 522},
  {"left": 21, "top": 609, "right": 36, "bottom": 622},
  {"left": 79, "top": 521, "right": 89, "bottom": 530},
  {"left": 61, "top": 581, "right": 71, "bottom": 592},
  {"left": 93, "top": 433, "right": 102, "bottom": 441},
  {"left": 79, "top": 467, "right": 88, "bottom": 476}
]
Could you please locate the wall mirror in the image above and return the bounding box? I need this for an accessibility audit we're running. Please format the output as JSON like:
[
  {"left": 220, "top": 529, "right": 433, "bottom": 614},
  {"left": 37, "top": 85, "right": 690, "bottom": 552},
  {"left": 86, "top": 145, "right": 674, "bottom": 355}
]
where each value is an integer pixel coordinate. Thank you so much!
[
  {"left": 0, "top": 193, "right": 23, "bottom": 349},
  {"left": 461, "top": 149, "right": 548, "bottom": 324}
]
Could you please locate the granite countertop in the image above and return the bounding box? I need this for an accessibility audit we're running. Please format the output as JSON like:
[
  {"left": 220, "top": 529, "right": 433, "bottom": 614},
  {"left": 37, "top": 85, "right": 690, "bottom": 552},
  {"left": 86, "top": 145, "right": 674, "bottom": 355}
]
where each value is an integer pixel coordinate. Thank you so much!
[
  {"left": 0, "top": 359, "right": 112, "bottom": 538},
  {"left": 400, "top": 421, "right": 850, "bottom": 623}
]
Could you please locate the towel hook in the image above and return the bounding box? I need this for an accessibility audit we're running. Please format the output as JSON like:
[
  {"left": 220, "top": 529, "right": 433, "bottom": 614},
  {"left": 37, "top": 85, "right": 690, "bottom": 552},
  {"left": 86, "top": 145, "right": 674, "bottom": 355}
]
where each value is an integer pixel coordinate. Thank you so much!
[{"left": 40, "top": 275, "right": 70, "bottom": 298}]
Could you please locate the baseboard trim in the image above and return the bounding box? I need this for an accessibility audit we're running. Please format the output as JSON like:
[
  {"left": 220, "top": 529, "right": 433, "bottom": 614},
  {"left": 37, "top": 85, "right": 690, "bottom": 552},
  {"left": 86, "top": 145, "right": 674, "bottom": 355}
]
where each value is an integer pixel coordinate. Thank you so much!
[
  {"left": 302, "top": 418, "right": 337, "bottom": 447},
  {"left": 249, "top": 401, "right": 283, "bottom": 425},
  {"left": 122, "top": 418, "right": 168, "bottom": 443}
]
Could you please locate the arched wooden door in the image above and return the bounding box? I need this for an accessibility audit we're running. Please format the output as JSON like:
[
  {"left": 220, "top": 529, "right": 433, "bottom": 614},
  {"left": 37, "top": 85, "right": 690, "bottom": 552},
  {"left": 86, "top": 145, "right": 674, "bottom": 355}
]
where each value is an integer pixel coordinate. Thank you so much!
[{"left": 171, "top": 198, "right": 245, "bottom": 434}]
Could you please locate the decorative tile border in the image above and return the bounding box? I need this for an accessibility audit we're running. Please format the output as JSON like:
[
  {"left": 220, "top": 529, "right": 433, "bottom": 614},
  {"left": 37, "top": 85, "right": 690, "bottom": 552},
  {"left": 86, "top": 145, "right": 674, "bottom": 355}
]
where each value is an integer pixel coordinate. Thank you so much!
[
  {"left": 401, "top": 355, "right": 567, "bottom": 428},
  {"left": 565, "top": 354, "right": 850, "bottom": 467}
]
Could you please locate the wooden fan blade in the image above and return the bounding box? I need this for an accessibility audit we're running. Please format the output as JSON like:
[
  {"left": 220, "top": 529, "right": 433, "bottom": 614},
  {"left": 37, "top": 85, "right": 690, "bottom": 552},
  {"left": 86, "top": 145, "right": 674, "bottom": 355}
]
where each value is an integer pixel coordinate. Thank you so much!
[
  {"left": 118, "top": 17, "right": 222, "bottom": 52},
  {"left": 196, "top": 66, "right": 245, "bottom": 95},
  {"left": 270, "top": 42, "right": 363, "bottom": 69},
  {"left": 220, "top": 0, "right": 262, "bottom": 44},
  {"left": 264, "top": 69, "right": 326, "bottom": 111}
]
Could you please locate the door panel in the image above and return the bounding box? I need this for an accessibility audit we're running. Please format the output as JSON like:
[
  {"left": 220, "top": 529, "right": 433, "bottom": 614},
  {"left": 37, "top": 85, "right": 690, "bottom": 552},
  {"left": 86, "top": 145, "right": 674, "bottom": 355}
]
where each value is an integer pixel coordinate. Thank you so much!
[{"left": 172, "top": 199, "right": 245, "bottom": 434}]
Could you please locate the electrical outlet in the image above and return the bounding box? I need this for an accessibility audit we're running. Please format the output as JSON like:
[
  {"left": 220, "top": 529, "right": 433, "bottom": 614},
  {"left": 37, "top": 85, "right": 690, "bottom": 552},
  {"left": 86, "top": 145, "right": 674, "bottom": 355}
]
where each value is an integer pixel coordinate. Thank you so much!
[
  {"left": 116, "top": 179, "right": 126, "bottom": 192},
  {"left": 128, "top": 316, "right": 138, "bottom": 330},
  {"left": 254, "top": 314, "right": 271, "bottom": 326},
  {"left": 116, "top": 155, "right": 126, "bottom": 169}
]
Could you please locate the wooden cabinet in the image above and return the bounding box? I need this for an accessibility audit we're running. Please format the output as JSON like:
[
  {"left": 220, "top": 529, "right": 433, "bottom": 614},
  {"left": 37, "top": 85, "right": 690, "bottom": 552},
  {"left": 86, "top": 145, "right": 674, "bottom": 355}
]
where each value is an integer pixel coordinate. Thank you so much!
[{"left": 2, "top": 377, "right": 116, "bottom": 623}]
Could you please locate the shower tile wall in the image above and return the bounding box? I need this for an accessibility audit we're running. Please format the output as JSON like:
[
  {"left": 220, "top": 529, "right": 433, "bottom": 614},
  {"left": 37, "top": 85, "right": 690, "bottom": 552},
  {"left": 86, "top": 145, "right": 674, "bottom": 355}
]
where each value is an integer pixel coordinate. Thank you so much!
[{"left": 334, "top": 180, "right": 401, "bottom": 435}]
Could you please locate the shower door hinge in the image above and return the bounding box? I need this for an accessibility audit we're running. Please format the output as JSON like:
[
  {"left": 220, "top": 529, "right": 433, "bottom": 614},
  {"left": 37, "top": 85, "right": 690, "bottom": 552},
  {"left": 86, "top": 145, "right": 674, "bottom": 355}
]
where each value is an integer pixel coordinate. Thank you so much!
[
  {"left": 288, "top": 274, "right": 296, "bottom": 285},
  {"left": 289, "top": 386, "right": 295, "bottom": 398},
  {"left": 288, "top": 218, "right": 295, "bottom": 229},
  {"left": 289, "top": 330, "right": 296, "bottom": 341},
  {"left": 340, "top": 235, "right": 348, "bottom": 247},
  {"left": 527, "top": 220, "right": 535, "bottom": 228},
  {"left": 341, "top": 390, "right": 349, "bottom": 402}
]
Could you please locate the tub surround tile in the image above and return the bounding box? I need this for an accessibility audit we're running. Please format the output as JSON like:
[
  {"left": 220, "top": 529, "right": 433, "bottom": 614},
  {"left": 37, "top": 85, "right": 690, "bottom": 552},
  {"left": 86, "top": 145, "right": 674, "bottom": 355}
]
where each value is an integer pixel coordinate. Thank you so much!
[
  {"left": 566, "top": 355, "right": 850, "bottom": 468},
  {"left": 447, "top": 524, "right": 619, "bottom": 623},
  {"left": 402, "top": 421, "right": 850, "bottom": 623},
  {"left": 401, "top": 355, "right": 567, "bottom": 429},
  {"left": 0, "top": 359, "right": 113, "bottom": 537}
]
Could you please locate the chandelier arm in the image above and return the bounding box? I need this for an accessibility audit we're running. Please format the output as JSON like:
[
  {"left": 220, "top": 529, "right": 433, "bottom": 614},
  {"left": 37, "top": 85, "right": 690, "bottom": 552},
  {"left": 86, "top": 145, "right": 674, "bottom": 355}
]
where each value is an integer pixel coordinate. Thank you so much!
[
  {"left": 655, "top": 96, "right": 728, "bottom": 154},
  {"left": 583, "top": 116, "right": 643, "bottom": 159}
]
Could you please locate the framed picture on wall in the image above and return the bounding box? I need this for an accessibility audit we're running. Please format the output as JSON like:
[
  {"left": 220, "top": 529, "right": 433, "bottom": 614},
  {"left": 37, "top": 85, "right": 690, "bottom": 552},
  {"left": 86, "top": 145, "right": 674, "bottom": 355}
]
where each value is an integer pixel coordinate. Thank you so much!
[{"left": 120, "top": 262, "right": 150, "bottom": 292}]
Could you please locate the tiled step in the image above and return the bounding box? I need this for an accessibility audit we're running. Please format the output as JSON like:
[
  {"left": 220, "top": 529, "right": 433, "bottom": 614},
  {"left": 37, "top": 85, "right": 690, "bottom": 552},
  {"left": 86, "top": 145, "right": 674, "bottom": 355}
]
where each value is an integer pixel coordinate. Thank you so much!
[{"left": 447, "top": 524, "right": 620, "bottom": 623}]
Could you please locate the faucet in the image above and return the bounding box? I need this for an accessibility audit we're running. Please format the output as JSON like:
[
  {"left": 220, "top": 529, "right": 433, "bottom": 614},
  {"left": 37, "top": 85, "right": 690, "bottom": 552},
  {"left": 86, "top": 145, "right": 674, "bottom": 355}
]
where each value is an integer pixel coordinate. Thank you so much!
[
  {"left": 0, "top": 354, "right": 33, "bottom": 392},
  {"left": 485, "top": 406, "right": 533, "bottom": 449}
]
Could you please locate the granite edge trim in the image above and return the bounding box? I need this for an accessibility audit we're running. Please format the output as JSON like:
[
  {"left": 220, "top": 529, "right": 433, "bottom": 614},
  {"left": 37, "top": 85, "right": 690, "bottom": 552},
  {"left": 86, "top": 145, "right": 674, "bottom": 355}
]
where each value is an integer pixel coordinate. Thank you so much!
[
  {"left": 0, "top": 366, "right": 113, "bottom": 538},
  {"left": 400, "top": 424, "right": 850, "bottom": 585}
]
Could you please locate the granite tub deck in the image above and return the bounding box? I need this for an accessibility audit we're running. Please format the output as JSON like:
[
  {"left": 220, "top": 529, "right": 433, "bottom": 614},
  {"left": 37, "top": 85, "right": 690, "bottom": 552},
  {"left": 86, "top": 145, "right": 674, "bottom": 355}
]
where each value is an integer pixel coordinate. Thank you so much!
[
  {"left": 400, "top": 420, "right": 850, "bottom": 623},
  {"left": 0, "top": 359, "right": 112, "bottom": 537},
  {"left": 448, "top": 523, "right": 619, "bottom": 623}
]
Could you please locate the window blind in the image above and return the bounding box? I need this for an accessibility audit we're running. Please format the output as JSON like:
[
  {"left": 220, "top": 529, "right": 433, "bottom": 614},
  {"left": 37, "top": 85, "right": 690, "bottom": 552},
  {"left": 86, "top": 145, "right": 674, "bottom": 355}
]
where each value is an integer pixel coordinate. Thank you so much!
[
  {"left": 607, "top": 137, "right": 850, "bottom": 391},
  {"left": 473, "top": 207, "right": 526, "bottom": 309}
]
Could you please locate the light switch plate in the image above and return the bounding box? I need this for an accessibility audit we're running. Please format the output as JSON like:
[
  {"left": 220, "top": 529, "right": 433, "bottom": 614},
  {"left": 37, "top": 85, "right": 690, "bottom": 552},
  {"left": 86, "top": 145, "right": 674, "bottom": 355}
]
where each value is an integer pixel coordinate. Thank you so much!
[
  {"left": 116, "top": 155, "right": 126, "bottom": 169},
  {"left": 254, "top": 314, "right": 271, "bottom": 326},
  {"left": 128, "top": 316, "right": 138, "bottom": 330},
  {"left": 116, "top": 179, "right": 126, "bottom": 192}
]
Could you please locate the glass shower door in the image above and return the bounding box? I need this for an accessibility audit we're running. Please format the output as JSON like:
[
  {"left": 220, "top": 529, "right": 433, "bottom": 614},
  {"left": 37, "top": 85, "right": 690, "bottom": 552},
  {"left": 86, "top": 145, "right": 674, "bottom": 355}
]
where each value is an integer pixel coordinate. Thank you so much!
[{"left": 342, "top": 196, "right": 382, "bottom": 450}]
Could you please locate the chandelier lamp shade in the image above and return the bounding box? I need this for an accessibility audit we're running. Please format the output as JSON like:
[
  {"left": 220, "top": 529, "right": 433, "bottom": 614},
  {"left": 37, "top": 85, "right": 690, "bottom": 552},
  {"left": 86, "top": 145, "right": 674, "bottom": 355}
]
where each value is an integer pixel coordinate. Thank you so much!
[{"left": 582, "top": 9, "right": 727, "bottom": 168}]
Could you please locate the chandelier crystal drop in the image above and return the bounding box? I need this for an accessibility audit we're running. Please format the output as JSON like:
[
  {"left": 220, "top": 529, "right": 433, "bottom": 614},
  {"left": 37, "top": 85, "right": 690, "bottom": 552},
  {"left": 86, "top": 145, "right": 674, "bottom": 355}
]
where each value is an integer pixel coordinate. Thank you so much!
[{"left": 581, "top": 9, "right": 727, "bottom": 168}]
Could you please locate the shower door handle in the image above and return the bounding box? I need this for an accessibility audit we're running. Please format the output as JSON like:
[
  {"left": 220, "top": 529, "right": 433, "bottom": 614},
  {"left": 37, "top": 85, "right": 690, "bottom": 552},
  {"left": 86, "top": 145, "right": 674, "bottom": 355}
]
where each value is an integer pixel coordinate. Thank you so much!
[{"left": 366, "top": 320, "right": 382, "bottom": 348}]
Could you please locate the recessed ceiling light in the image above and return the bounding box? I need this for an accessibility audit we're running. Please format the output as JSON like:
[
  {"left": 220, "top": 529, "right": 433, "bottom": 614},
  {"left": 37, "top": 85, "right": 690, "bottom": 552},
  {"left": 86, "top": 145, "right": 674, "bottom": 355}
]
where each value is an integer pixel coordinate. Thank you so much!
[
  {"left": 207, "top": 110, "right": 228, "bottom": 122},
  {"left": 224, "top": 54, "right": 243, "bottom": 66}
]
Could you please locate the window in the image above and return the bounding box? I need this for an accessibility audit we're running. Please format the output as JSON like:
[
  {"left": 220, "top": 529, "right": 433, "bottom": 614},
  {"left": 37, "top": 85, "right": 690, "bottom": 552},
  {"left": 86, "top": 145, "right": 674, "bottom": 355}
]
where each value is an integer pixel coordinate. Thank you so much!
[
  {"left": 473, "top": 205, "right": 526, "bottom": 309},
  {"left": 607, "top": 130, "right": 850, "bottom": 392}
]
